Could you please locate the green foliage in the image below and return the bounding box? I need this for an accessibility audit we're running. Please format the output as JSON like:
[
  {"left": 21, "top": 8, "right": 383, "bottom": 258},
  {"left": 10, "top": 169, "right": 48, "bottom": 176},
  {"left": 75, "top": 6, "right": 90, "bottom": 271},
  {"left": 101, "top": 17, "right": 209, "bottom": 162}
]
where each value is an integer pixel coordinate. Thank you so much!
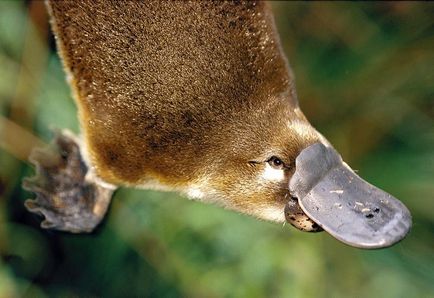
[{"left": 1, "top": 1, "right": 433, "bottom": 297}]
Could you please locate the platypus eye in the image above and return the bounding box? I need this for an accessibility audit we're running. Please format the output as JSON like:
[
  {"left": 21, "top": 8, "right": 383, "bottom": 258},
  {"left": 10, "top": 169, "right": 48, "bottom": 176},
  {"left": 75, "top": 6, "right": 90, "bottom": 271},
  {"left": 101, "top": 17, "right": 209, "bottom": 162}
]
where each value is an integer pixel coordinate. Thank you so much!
[{"left": 267, "top": 156, "right": 285, "bottom": 169}]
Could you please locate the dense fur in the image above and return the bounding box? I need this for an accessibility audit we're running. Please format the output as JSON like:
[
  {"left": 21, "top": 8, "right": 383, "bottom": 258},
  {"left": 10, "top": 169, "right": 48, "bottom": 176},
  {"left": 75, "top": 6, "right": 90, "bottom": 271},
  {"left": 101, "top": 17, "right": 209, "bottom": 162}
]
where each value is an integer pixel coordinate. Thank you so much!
[{"left": 48, "top": 0, "right": 322, "bottom": 225}]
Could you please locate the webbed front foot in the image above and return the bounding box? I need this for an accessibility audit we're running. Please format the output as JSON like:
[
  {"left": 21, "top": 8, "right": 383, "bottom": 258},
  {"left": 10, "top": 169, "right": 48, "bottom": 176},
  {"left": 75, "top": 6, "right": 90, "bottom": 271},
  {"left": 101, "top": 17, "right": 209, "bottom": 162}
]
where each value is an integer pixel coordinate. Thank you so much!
[{"left": 23, "top": 131, "right": 115, "bottom": 233}]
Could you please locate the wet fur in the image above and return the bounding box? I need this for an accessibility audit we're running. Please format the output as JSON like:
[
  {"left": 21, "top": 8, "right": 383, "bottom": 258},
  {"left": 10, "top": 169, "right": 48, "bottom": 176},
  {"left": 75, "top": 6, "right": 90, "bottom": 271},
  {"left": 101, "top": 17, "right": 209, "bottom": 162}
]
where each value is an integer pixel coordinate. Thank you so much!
[{"left": 48, "top": 0, "right": 321, "bottom": 224}]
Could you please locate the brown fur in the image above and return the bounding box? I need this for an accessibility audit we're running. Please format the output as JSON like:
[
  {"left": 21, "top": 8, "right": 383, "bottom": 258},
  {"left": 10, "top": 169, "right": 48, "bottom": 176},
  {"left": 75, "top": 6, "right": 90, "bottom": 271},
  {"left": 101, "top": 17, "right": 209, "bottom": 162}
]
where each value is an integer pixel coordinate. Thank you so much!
[{"left": 47, "top": 0, "right": 322, "bottom": 224}]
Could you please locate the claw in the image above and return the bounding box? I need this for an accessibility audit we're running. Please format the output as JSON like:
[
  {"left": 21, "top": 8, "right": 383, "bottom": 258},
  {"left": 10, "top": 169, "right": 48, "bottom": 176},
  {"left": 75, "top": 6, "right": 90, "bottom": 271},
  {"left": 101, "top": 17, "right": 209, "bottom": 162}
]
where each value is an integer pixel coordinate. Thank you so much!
[{"left": 23, "top": 130, "right": 115, "bottom": 233}]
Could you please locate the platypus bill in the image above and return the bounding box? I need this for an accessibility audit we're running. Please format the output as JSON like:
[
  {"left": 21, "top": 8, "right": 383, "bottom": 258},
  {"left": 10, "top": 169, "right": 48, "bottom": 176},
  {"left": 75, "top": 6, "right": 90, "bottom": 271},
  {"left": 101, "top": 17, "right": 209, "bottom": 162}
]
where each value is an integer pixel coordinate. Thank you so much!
[{"left": 23, "top": 1, "right": 411, "bottom": 249}]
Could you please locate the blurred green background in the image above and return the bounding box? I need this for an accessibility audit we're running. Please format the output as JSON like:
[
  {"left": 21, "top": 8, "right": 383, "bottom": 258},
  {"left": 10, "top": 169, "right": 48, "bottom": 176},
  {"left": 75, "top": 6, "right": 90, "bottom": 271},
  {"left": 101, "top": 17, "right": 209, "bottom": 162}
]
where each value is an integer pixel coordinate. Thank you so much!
[{"left": 0, "top": 1, "right": 433, "bottom": 297}]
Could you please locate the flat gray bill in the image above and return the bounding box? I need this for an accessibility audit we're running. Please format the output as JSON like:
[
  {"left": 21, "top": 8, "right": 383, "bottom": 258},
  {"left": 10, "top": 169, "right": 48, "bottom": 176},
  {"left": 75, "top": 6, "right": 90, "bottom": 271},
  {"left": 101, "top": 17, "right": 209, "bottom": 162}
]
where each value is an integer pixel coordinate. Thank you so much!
[{"left": 289, "top": 143, "right": 412, "bottom": 249}]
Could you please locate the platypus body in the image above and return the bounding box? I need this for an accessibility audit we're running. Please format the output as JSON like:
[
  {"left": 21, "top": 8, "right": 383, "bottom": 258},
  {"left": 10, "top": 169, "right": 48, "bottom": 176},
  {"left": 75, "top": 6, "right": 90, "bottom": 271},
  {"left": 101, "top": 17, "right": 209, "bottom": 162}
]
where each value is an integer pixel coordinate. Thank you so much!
[{"left": 24, "top": 1, "right": 411, "bottom": 249}]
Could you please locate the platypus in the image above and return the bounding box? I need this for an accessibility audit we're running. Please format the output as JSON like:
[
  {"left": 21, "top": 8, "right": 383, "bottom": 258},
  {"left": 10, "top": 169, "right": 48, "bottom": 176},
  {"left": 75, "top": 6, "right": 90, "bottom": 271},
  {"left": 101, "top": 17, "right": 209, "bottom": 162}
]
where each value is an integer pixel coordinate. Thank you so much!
[{"left": 23, "top": 1, "right": 411, "bottom": 249}]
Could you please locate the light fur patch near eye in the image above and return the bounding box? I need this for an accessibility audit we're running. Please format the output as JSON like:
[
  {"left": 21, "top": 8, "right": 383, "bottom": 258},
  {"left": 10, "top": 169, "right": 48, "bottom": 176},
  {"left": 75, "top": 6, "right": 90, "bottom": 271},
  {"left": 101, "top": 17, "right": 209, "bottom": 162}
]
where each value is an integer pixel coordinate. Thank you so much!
[{"left": 262, "top": 163, "right": 285, "bottom": 181}]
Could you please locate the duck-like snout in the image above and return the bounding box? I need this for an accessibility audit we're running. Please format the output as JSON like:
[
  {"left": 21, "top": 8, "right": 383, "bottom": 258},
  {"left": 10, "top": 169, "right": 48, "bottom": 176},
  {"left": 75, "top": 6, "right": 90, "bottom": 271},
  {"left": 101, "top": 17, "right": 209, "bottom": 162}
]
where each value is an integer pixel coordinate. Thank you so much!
[{"left": 288, "top": 143, "right": 412, "bottom": 249}]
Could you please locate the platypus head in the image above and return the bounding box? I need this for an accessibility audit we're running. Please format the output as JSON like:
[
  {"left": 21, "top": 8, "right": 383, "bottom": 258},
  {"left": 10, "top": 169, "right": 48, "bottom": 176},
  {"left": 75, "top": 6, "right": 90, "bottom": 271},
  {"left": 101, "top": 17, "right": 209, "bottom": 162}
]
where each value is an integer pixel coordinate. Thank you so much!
[{"left": 187, "top": 91, "right": 411, "bottom": 248}]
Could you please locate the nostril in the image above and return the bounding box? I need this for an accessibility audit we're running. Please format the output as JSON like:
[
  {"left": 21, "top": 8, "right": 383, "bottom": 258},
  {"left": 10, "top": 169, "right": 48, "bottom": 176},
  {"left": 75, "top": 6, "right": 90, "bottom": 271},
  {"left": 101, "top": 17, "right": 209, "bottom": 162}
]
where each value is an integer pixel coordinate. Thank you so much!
[
  {"left": 365, "top": 213, "right": 374, "bottom": 219},
  {"left": 374, "top": 208, "right": 380, "bottom": 213}
]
